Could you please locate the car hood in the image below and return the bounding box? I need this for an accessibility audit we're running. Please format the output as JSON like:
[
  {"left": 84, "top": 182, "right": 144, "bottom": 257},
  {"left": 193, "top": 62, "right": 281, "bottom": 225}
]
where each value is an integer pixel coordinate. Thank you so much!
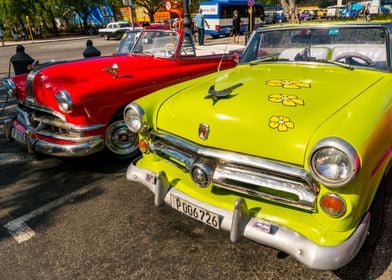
[
  {"left": 28, "top": 55, "right": 172, "bottom": 103},
  {"left": 156, "top": 64, "right": 385, "bottom": 165}
]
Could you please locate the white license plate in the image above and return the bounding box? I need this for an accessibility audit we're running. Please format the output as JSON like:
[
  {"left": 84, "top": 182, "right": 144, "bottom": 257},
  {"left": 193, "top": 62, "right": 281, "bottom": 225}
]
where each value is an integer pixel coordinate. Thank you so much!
[
  {"left": 11, "top": 127, "right": 26, "bottom": 144},
  {"left": 170, "top": 194, "right": 220, "bottom": 229}
]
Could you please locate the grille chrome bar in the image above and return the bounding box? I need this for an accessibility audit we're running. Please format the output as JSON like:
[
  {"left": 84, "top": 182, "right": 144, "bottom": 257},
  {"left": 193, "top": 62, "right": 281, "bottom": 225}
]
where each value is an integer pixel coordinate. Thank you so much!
[
  {"left": 149, "top": 132, "right": 319, "bottom": 211},
  {"left": 213, "top": 164, "right": 316, "bottom": 210},
  {"left": 16, "top": 103, "right": 105, "bottom": 132}
]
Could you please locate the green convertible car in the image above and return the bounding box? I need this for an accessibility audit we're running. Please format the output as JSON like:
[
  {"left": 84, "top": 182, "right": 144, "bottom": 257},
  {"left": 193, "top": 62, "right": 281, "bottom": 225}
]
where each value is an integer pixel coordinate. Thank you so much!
[{"left": 124, "top": 22, "right": 392, "bottom": 270}]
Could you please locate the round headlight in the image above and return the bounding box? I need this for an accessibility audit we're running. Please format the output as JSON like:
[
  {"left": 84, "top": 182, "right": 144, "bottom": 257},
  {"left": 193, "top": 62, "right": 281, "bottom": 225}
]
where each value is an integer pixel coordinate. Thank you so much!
[
  {"left": 309, "top": 138, "right": 360, "bottom": 187},
  {"left": 123, "top": 103, "right": 146, "bottom": 133},
  {"left": 55, "top": 90, "right": 73, "bottom": 113}
]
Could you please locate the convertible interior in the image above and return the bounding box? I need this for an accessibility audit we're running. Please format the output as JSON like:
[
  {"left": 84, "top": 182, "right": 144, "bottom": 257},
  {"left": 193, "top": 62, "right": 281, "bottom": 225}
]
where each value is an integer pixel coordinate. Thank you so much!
[{"left": 278, "top": 44, "right": 387, "bottom": 69}]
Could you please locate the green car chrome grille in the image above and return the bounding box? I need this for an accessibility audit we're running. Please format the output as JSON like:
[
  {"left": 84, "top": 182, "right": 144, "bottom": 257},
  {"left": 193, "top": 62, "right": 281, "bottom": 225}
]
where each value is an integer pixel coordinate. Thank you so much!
[{"left": 149, "top": 132, "right": 319, "bottom": 212}]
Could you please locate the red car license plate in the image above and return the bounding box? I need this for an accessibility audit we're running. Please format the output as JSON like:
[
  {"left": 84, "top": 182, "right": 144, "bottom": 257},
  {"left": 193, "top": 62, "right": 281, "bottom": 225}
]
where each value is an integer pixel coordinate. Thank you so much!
[{"left": 11, "top": 127, "right": 26, "bottom": 144}]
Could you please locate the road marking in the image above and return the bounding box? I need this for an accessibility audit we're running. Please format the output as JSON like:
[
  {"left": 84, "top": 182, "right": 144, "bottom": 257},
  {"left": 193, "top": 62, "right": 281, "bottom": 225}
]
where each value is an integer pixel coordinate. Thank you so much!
[{"left": 3, "top": 181, "right": 101, "bottom": 244}]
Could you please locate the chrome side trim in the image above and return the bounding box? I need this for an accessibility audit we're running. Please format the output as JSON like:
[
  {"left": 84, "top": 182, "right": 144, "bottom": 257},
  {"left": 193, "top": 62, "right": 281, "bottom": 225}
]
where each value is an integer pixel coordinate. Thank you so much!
[
  {"left": 26, "top": 61, "right": 66, "bottom": 97},
  {"left": 26, "top": 69, "right": 37, "bottom": 98},
  {"left": 127, "top": 163, "right": 370, "bottom": 271}
]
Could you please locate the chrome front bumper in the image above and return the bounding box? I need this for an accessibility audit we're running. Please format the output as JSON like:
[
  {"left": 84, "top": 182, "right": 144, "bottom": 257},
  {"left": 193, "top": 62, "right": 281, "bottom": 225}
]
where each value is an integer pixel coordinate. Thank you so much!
[
  {"left": 4, "top": 118, "right": 105, "bottom": 157},
  {"left": 127, "top": 162, "right": 371, "bottom": 271}
]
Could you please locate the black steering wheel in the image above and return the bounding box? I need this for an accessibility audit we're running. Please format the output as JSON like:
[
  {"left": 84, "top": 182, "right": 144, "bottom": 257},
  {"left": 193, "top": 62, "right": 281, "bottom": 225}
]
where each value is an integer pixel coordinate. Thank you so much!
[{"left": 334, "top": 52, "right": 374, "bottom": 66}]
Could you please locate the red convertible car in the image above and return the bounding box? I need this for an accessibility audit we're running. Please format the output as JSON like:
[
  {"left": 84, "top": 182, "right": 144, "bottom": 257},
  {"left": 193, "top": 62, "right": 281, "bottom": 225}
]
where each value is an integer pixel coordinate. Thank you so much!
[{"left": 2, "top": 30, "right": 241, "bottom": 159}]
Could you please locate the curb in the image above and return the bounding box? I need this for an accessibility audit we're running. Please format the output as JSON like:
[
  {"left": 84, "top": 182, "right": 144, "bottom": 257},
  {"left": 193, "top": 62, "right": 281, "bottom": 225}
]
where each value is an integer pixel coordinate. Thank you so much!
[{"left": 1, "top": 35, "right": 100, "bottom": 48}]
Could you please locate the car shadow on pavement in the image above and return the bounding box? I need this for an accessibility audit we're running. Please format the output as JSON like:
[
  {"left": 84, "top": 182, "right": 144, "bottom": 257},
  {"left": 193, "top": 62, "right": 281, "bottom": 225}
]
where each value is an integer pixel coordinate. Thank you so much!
[
  {"left": 0, "top": 138, "right": 129, "bottom": 242},
  {"left": 334, "top": 173, "right": 392, "bottom": 279}
]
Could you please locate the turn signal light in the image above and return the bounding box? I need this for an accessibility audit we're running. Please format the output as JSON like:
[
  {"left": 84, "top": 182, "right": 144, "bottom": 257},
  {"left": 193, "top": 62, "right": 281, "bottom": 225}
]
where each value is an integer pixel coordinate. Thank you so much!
[
  {"left": 138, "top": 139, "right": 149, "bottom": 154},
  {"left": 320, "top": 193, "right": 346, "bottom": 217}
]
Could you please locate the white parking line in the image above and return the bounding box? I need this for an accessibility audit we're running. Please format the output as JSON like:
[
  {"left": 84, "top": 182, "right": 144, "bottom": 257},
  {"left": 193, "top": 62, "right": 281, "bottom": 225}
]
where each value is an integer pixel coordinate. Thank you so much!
[{"left": 3, "top": 181, "right": 100, "bottom": 244}]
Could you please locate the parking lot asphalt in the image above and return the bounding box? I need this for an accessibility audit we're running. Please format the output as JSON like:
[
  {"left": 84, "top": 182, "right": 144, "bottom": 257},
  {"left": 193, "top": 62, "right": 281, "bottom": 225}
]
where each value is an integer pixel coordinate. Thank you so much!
[{"left": 0, "top": 34, "right": 391, "bottom": 280}]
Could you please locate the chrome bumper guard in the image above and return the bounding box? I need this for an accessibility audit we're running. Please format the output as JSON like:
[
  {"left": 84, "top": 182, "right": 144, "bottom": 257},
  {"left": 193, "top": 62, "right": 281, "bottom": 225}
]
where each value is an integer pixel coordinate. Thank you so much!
[
  {"left": 127, "top": 162, "right": 371, "bottom": 271},
  {"left": 4, "top": 118, "right": 105, "bottom": 157}
]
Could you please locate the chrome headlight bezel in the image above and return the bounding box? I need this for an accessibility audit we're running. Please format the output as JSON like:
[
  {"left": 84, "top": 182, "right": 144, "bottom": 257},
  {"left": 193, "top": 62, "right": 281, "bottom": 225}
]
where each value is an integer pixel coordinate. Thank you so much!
[
  {"left": 3, "top": 78, "right": 16, "bottom": 96},
  {"left": 123, "top": 102, "right": 147, "bottom": 133},
  {"left": 308, "top": 137, "right": 360, "bottom": 187},
  {"left": 55, "top": 90, "right": 73, "bottom": 113}
]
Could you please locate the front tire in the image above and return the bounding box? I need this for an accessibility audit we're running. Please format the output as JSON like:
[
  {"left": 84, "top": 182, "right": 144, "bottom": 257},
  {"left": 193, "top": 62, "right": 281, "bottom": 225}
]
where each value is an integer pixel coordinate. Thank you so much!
[{"left": 104, "top": 117, "right": 140, "bottom": 160}]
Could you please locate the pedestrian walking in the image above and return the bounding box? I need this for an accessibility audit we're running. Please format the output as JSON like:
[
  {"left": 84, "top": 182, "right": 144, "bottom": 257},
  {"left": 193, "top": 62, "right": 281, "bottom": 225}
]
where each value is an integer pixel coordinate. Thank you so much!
[
  {"left": 231, "top": 10, "right": 241, "bottom": 43},
  {"left": 83, "top": 39, "right": 101, "bottom": 58},
  {"left": 194, "top": 9, "right": 210, "bottom": 46},
  {"left": 0, "top": 26, "right": 5, "bottom": 46}
]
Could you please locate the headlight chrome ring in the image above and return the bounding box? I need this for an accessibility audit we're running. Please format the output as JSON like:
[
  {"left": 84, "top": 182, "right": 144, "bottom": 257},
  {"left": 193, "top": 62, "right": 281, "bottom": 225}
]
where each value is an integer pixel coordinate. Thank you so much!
[
  {"left": 123, "top": 102, "right": 146, "bottom": 133},
  {"left": 55, "top": 90, "right": 73, "bottom": 113},
  {"left": 309, "top": 137, "right": 360, "bottom": 187}
]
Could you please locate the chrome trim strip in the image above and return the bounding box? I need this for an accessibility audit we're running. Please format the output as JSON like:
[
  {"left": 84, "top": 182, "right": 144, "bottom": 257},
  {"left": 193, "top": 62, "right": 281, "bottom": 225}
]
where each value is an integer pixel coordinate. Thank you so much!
[
  {"left": 17, "top": 104, "right": 105, "bottom": 132},
  {"left": 36, "top": 131, "right": 99, "bottom": 142},
  {"left": 150, "top": 140, "right": 195, "bottom": 170},
  {"left": 34, "top": 137, "right": 104, "bottom": 157},
  {"left": 26, "top": 61, "right": 66, "bottom": 97},
  {"left": 213, "top": 164, "right": 316, "bottom": 210},
  {"left": 127, "top": 163, "right": 370, "bottom": 271},
  {"left": 20, "top": 100, "right": 66, "bottom": 121},
  {"left": 26, "top": 69, "right": 37, "bottom": 97}
]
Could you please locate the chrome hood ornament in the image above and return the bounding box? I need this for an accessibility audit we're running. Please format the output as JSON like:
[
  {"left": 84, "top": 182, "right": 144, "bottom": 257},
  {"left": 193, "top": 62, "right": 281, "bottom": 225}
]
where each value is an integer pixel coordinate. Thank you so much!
[
  {"left": 205, "top": 82, "right": 243, "bottom": 105},
  {"left": 104, "top": 63, "right": 132, "bottom": 78}
]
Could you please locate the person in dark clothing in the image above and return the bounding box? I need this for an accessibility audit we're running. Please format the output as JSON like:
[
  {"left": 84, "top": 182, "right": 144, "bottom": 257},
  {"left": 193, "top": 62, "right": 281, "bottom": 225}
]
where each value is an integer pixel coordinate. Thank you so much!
[
  {"left": 10, "top": 45, "right": 35, "bottom": 75},
  {"left": 83, "top": 39, "right": 101, "bottom": 58},
  {"left": 232, "top": 10, "right": 241, "bottom": 43}
]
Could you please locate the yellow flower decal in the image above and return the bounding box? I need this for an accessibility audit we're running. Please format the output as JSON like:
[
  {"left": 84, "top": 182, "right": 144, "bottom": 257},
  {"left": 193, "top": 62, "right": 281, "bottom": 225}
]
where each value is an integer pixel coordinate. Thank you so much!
[
  {"left": 268, "top": 94, "right": 304, "bottom": 107},
  {"left": 265, "top": 79, "right": 311, "bottom": 89},
  {"left": 269, "top": 115, "right": 295, "bottom": 132}
]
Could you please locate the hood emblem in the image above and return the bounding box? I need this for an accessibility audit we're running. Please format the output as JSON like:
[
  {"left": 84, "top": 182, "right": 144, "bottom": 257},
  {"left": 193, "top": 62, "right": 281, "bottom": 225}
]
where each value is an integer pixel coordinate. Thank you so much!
[
  {"left": 199, "top": 123, "right": 210, "bottom": 140},
  {"left": 104, "top": 63, "right": 132, "bottom": 78},
  {"left": 205, "top": 82, "right": 243, "bottom": 105}
]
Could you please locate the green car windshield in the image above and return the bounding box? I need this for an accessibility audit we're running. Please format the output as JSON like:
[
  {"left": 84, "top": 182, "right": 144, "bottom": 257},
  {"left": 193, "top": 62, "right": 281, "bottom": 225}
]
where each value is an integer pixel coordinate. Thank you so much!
[{"left": 241, "top": 26, "right": 389, "bottom": 70}]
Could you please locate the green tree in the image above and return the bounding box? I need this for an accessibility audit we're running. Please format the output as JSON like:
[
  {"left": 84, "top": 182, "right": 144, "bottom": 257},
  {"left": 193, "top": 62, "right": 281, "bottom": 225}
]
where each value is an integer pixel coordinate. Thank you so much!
[
  {"left": 34, "top": 0, "right": 60, "bottom": 36},
  {"left": 61, "top": 0, "right": 108, "bottom": 33},
  {"left": 133, "top": 0, "right": 163, "bottom": 23},
  {"left": 281, "top": 0, "right": 298, "bottom": 23},
  {"left": 0, "top": 0, "right": 34, "bottom": 35}
]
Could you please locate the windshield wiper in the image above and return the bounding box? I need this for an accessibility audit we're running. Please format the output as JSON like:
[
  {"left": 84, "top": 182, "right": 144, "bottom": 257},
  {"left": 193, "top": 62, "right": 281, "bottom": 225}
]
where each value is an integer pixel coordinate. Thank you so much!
[
  {"left": 249, "top": 54, "right": 280, "bottom": 66},
  {"left": 318, "top": 59, "right": 354, "bottom": 70}
]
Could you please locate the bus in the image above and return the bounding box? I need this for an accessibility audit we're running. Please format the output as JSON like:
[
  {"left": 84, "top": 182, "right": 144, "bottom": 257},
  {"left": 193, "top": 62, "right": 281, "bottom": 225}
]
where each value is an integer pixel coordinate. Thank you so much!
[{"left": 199, "top": 0, "right": 264, "bottom": 38}]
